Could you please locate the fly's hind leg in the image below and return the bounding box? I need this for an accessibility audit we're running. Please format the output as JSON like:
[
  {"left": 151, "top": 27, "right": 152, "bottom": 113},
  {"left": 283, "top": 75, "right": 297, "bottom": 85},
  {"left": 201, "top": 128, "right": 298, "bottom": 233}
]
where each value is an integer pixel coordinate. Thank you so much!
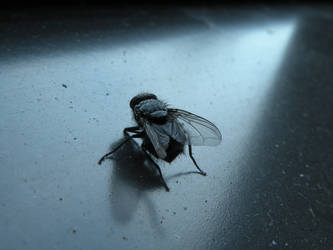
[
  {"left": 188, "top": 145, "right": 207, "bottom": 176},
  {"left": 141, "top": 145, "right": 170, "bottom": 192}
]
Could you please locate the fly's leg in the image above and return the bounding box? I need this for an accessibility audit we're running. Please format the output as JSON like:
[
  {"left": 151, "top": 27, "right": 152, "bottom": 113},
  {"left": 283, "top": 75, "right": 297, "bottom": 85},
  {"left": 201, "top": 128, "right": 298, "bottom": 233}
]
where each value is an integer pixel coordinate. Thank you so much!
[
  {"left": 142, "top": 145, "right": 170, "bottom": 192},
  {"left": 98, "top": 137, "right": 132, "bottom": 165},
  {"left": 98, "top": 126, "right": 144, "bottom": 165},
  {"left": 188, "top": 145, "right": 207, "bottom": 176},
  {"left": 122, "top": 126, "right": 144, "bottom": 151},
  {"left": 123, "top": 126, "right": 142, "bottom": 137}
]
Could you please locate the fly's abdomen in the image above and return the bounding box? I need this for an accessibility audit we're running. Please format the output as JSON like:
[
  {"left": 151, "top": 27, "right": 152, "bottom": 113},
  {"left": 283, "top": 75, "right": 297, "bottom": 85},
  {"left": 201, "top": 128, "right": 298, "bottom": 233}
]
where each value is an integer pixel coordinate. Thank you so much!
[
  {"left": 143, "top": 135, "right": 184, "bottom": 163},
  {"left": 164, "top": 137, "right": 184, "bottom": 163}
]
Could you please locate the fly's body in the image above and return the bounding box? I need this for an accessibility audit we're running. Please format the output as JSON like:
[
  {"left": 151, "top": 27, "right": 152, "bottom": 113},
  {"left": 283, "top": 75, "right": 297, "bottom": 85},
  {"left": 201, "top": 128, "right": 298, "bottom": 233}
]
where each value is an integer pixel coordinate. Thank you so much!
[{"left": 98, "top": 93, "right": 222, "bottom": 191}]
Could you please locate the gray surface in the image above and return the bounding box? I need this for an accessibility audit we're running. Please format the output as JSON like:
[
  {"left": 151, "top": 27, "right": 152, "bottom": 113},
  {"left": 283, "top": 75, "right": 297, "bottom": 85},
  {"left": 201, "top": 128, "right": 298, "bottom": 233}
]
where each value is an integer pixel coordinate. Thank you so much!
[{"left": 1, "top": 6, "right": 332, "bottom": 250}]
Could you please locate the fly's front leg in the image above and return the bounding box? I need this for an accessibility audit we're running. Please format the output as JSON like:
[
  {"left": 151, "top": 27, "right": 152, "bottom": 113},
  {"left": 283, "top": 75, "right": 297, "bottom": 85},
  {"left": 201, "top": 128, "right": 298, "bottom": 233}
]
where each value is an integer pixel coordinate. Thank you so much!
[
  {"left": 141, "top": 145, "right": 170, "bottom": 192},
  {"left": 124, "top": 126, "right": 142, "bottom": 137},
  {"left": 98, "top": 126, "right": 144, "bottom": 165},
  {"left": 123, "top": 126, "right": 144, "bottom": 151},
  {"left": 188, "top": 145, "right": 207, "bottom": 176}
]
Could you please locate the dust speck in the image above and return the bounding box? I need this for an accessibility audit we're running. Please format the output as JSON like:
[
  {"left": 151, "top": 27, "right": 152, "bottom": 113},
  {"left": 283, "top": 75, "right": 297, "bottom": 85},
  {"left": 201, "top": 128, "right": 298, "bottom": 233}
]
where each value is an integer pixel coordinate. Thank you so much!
[{"left": 271, "top": 240, "right": 277, "bottom": 246}]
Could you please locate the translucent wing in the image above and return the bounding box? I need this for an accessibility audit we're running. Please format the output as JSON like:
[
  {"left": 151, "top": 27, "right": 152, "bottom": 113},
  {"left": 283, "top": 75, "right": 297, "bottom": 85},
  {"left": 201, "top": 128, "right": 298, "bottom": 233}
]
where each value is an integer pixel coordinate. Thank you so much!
[
  {"left": 168, "top": 109, "right": 222, "bottom": 146},
  {"left": 142, "top": 119, "right": 168, "bottom": 159},
  {"left": 150, "top": 119, "right": 187, "bottom": 145}
]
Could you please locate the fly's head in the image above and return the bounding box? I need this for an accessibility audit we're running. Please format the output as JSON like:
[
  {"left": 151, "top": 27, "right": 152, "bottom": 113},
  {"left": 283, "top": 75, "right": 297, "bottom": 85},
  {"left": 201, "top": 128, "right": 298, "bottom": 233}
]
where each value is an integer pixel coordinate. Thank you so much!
[
  {"left": 130, "top": 93, "right": 157, "bottom": 110},
  {"left": 130, "top": 93, "right": 158, "bottom": 123}
]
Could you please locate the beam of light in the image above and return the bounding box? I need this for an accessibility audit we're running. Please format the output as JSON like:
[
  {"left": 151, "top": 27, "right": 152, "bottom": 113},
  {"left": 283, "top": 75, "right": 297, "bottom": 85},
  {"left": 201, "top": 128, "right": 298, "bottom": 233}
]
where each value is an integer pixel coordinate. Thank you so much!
[{"left": 199, "top": 19, "right": 298, "bottom": 249}]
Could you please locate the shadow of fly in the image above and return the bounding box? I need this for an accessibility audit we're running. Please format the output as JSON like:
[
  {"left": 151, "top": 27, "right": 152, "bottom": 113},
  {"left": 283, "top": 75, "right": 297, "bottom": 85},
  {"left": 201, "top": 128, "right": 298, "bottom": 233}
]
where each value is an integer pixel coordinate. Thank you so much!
[{"left": 98, "top": 93, "right": 222, "bottom": 191}]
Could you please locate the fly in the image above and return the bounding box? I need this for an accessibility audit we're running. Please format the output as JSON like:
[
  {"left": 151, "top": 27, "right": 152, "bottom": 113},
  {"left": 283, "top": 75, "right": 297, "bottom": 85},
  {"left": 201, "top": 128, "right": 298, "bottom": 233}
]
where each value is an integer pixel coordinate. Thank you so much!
[{"left": 98, "top": 93, "right": 222, "bottom": 191}]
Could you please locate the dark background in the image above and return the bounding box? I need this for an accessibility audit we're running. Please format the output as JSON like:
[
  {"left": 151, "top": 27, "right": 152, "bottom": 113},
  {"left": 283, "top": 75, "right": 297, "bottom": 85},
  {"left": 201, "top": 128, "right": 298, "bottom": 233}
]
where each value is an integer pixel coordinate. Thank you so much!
[{"left": 0, "top": 2, "right": 332, "bottom": 250}]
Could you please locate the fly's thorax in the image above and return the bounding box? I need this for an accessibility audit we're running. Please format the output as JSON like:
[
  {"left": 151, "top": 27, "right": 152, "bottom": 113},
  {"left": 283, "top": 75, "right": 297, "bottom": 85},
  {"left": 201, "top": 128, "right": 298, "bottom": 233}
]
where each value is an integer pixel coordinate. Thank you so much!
[{"left": 133, "top": 99, "right": 168, "bottom": 123}]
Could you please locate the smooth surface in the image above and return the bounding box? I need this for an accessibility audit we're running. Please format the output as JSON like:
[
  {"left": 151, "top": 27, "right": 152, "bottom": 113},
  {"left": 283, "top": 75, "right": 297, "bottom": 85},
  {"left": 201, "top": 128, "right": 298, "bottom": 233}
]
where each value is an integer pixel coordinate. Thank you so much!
[{"left": 1, "top": 5, "right": 332, "bottom": 250}]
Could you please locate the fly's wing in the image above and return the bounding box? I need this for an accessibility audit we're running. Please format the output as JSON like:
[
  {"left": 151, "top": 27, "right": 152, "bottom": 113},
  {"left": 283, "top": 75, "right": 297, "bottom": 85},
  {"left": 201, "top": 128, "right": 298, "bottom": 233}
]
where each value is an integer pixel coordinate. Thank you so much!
[
  {"left": 150, "top": 118, "right": 187, "bottom": 145},
  {"left": 168, "top": 109, "right": 222, "bottom": 146},
  {"left": 142, "top": 119, "right": 168, "bottom": 159}
]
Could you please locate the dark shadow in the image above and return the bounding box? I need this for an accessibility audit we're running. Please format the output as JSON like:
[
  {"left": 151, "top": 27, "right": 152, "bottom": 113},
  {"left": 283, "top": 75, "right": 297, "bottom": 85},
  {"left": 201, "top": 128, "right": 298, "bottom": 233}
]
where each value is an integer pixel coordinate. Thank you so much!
[
  {"left": 104, "top": 137, "right": 201, "bottom": 231},
  {"left": 165, "top": 170, "right": 202, "bottom": 181},
  {"left": 106, "top": 137, "right": 164, "bottom": 191},
  {"left": 0, "top": 7, "right": 209, "bottom": 64},
  {"left": 105, "top": 137, "right": 161, "bottom": 225}
]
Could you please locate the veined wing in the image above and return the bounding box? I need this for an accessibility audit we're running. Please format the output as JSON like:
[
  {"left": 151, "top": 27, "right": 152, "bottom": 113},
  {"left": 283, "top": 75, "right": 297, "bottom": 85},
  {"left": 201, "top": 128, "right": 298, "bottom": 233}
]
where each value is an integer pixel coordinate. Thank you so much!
[
  {"left": 142, "top": 119, "right": 168, "bottom": 159},
  {"left": 168, "top": 108, "right": 222, "bottom": 146}
]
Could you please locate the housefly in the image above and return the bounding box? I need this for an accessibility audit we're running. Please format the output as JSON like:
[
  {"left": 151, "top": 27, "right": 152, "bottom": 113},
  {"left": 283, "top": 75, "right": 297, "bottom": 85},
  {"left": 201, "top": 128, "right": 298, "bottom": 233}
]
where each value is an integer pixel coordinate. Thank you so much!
[{"left": 98, "top": 93, "right": 222, "bottom": 191}]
